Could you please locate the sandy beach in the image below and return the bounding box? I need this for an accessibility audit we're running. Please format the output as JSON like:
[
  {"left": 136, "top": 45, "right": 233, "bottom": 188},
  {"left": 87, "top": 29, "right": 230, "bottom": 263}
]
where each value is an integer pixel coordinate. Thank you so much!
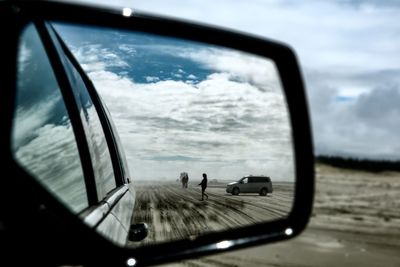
[
  {"left": 129, "top": 181, "right": 294, "bottom": 246},
  {"left": 129, "top": 164, "right": 400, "bottom": 266}
]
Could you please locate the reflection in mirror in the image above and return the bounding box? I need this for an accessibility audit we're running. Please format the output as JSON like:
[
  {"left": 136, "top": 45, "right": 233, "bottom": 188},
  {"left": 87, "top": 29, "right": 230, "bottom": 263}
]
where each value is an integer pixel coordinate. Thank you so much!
[
  {"left": 12, "top": 24, "right": 89, "bottom": 214},
  {"left": 15, "top": 22, "right": 295, "bottom": 248}
]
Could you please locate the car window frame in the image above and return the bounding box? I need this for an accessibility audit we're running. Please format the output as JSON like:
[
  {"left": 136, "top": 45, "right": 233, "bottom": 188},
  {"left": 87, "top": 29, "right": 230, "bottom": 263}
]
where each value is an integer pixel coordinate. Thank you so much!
[
  {"left": 49, "top": 23, "right": 130, "bottom": 188},
  {"left": 35, "top": 22, "right": 135, "bottom": 239},
  {"left": 34, "top": 21, "right": 129, "bottom": 207},
  {"left": 32, "top": 21, "right": 100, "bottom": 207},
  {"left": 12, "top": 23, "right": 91, "bottom": 214}
]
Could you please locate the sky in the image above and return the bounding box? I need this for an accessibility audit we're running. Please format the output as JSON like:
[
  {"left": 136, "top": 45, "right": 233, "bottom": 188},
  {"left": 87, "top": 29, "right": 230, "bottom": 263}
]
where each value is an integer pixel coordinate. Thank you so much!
[
  {"left": 56, "top": 24, "right": 295, "bottom": 182},
  {"left": 66, "top": 0, "right": 400, "bottom": 161}
]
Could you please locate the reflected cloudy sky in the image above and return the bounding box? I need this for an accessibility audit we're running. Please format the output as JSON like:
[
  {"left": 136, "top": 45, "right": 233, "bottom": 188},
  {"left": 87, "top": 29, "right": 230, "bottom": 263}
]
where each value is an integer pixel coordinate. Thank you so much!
[
  {"left": 56, "top": 25, "right": 294, "bottom": 182},
  {"left": 13, "top": 25, "right": 88, "bottom": 213},
  {"left": 70, "top": 0, "right": 400, "bottom": 160}
]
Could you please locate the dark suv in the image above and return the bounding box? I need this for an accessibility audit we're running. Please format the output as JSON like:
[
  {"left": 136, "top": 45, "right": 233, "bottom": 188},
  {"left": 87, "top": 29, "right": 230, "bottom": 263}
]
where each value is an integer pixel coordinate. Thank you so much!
[{"left": 226, "top": 175, "right": 273, "bottom": 196}]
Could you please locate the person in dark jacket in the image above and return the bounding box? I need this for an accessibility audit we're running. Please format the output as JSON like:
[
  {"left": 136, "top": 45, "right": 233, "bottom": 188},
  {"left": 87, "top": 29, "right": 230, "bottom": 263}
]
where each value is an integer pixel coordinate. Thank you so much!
[
  {"left": 198, "top": 173, "right": 208, "bottom": 200},
  {"left": 180, "top": 172, "right": 189, "bottom": 188}
]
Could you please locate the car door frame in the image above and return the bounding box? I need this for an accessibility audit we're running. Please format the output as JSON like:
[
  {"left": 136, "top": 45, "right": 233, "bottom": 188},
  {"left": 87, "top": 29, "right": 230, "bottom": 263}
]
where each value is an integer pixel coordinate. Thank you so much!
[
  {"left": 239, "top": 177, "right": 250, "bottom": 193},
  {"left": 35, "top": 21, "right": 135, "bottom": 244}
]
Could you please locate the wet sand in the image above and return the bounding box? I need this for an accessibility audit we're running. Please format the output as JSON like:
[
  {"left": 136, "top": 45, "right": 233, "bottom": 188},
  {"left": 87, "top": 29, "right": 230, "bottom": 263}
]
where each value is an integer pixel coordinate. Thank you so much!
[
  {"left": 131, "top": 164, "right": 400, "bottom": 266},
  {"left": 128, "top": 181, "right": 294, "bottom": 246}
]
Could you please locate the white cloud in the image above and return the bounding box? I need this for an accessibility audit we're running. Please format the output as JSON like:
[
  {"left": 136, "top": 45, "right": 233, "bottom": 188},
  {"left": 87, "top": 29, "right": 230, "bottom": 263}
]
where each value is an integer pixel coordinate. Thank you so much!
[
  {"left": 56, "top": 0, "right": 400, "bottom": 164},
  {"left": 13, "top": 120, "right": 88, "bottom": 213},
  {"left": 187, "top": 74, "right": 197, "bottom": 80},
  {"left": 177, "top": 48, "right": 281, "bottom": 92},
  {"left": 17, "top": 41, "right": 32, "bottom": 73},
  {"left": 68, "top": 1, "right": 400, "bottom": 72},
  {"left": 145, "top": 76, "right": 160, "bottom": 82},
  {"left": 68, "top": 0, "right": 400, "bottom": 160},
  {"left": 70, "top": 42, "right": 294, "bottom": 181},
  {"left": 12, "top": 93, "right": 61, "bottom": 148},
  {"left": 74, "top": 44, "right": 129, "bottom": 72},
  {"left": 118, "top": 44, "right": 136, "bottom": 54}
]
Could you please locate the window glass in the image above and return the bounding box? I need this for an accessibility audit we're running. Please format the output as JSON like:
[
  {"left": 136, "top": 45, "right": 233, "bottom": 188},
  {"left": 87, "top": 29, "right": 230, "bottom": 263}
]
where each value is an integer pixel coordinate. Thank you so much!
[
  {"left": 100, "top": 95, "right": 131, "bottom": 181},
  {"left": 12, "top": 24, "right": 88, "bottom": 213},
  {"left": 60, "top": 51, "right": 116, "bottom": 200}
]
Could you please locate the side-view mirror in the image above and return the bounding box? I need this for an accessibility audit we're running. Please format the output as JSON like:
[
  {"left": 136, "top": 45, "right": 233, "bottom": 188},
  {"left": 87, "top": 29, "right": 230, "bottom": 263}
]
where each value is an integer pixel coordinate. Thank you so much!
[{"left": 0, "top": 1, "right": 314, "bottom": 267}]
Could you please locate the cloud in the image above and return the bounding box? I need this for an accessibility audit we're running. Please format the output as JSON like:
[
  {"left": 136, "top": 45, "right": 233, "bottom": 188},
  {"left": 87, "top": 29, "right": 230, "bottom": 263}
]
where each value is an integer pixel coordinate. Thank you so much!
[
  {"left": 13, "top": 120, "right": 88, "bottom": 213},
  {"left": 17, "top": 41, "right": 32, "bottom": 73},
  {"left": 66, "top": 0, "right": 400, "bottom": 160},
  {"left": 145, "top": 76, "right": 159, "bottom": 82},
  {"left": 311, "top": 83, "right": 400, "bottom": 159},
  {"left": 56, "top": 0, "right": 400, "bottom": 165},
  {"left": 176, "top": 48, "right": 281, "bottom": 92},
  {"left": 74, "top": 44, "right": 129, "bottom": 72},
  {"left": 69, "top": 0, "right": 400, "bottom": 74},
  {"left": 64, "top": 35, "right": 294, "bottom": 181},
  {"left": 12, "top": 93, "right": 62, "bottom": 148},
  {"left": 118, "top": 44, "right": 136, "bottom": 54}
]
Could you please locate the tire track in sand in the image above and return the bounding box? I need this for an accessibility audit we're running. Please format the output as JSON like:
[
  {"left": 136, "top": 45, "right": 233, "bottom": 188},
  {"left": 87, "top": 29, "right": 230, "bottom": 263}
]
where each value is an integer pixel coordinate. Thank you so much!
[{"left": 128, "top": 182, "right": 294, "bottom": 247}]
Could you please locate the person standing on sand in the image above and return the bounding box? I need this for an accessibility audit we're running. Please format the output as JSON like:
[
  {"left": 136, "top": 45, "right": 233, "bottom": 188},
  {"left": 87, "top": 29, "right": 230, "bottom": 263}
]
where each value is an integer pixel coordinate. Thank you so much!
[
  {"left": 184, "top": 172, "right": 189, "bottom": 188},
  {"left": 198, "top": 173, "right": 208, "bottom": 200},
  {"left": 180, "top": 172, "right": 188, "bottom": 188}
]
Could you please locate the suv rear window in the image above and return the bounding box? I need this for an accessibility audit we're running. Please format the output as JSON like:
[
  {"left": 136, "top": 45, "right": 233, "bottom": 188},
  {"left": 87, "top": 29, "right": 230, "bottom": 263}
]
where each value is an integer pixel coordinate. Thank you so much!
[{"left": 250, "top": 177, "right": 271, "bottom": 183}]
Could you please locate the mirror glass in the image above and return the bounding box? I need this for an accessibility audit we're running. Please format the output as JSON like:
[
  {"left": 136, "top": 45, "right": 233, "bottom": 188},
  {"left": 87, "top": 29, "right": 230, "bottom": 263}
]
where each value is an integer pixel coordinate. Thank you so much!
[{"left": 13, "top": 22, "right": 295, "bottom": 248}]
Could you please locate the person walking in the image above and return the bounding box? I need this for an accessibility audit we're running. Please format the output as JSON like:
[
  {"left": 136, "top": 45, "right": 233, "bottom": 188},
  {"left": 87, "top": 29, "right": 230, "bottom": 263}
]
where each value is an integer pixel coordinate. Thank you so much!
[
  {"left": 198, "top": 173, "right": 208, "bottom": 200},
  {"left": 183, "top": 172, "right": 189, "bottom": 188}
]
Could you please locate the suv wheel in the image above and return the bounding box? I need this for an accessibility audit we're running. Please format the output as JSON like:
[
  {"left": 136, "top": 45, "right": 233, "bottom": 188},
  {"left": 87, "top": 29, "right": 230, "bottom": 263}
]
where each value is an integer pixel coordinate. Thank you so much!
[
  {"left": 232, "top": 187, "right": 240, "bottom": 195},
  {"left": 260, "top": 188, "right": 267, "bottom": 196}
]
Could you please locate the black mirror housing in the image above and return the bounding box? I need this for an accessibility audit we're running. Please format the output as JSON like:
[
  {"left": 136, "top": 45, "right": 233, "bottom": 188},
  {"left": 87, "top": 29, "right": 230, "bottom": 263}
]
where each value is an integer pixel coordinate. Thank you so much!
[{"left": 0, "top": 1, "right": 314, "bottom": 267}]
